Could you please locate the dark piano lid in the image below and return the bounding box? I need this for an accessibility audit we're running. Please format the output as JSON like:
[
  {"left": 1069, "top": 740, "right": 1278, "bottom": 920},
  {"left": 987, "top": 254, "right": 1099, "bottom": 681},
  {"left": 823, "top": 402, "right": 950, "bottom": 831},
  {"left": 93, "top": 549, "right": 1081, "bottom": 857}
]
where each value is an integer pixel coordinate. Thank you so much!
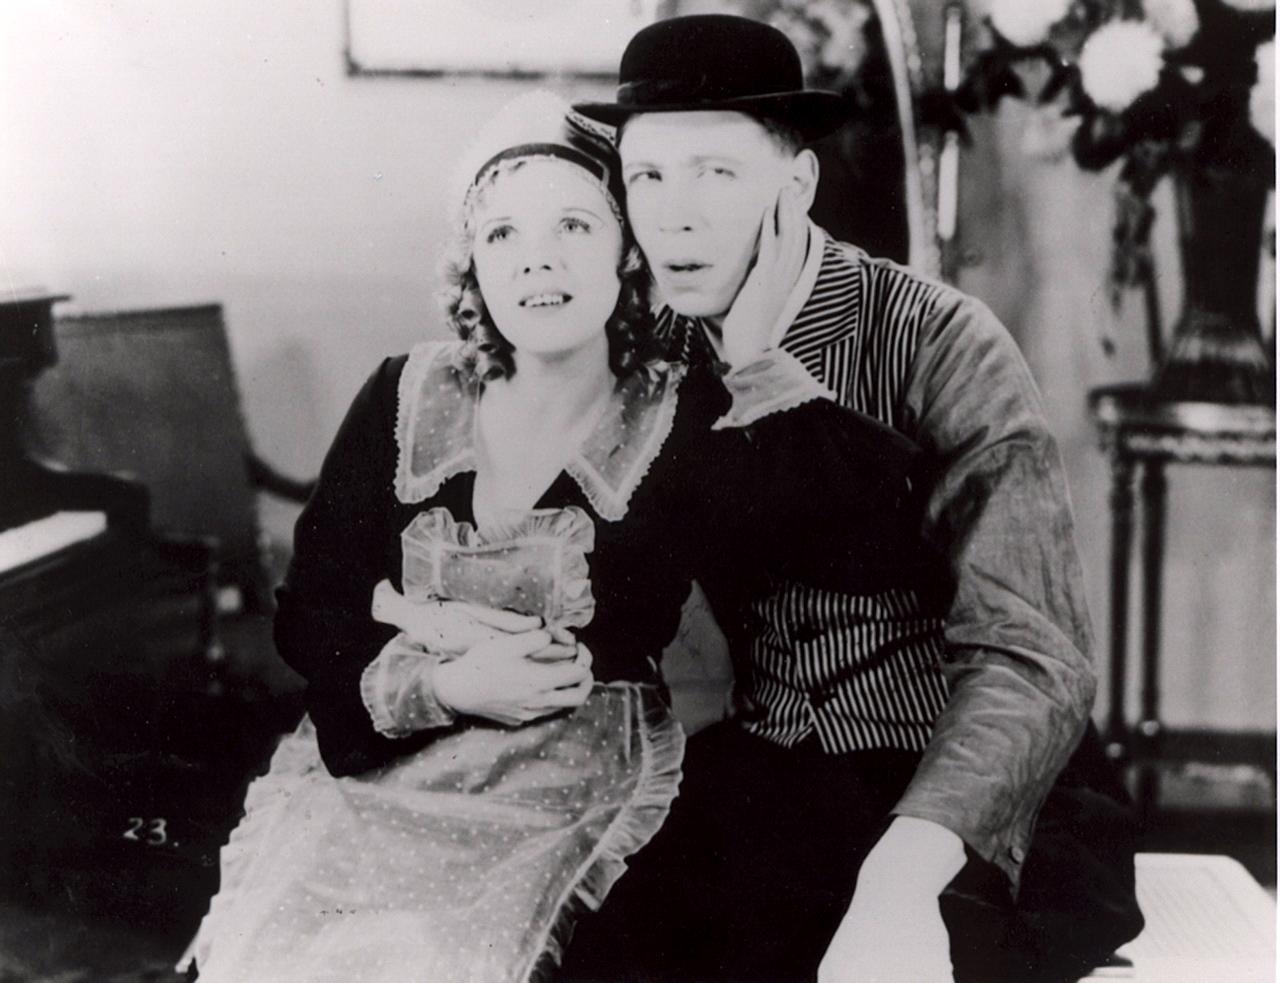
[
  {"left": 1, "top": 288, "right": 72, "bottom": 377},
  {"left": 2, "top": 287, "right": 72, "bottom": 306}
]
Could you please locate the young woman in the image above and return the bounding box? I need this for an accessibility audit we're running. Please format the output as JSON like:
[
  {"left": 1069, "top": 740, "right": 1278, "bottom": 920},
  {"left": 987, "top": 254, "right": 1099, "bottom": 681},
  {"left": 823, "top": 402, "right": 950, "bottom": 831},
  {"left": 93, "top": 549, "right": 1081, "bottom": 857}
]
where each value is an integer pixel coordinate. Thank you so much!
[{"left": 187, "top": 92, "right": 924, "bottom": 983}]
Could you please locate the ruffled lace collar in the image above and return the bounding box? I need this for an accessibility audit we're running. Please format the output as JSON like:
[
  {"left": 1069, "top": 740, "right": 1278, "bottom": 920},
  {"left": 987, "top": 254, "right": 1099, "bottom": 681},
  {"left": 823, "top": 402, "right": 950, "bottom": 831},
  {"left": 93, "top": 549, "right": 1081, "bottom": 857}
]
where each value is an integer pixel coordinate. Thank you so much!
[{"left": 395, "top": 340, "right": 684, "bottom": 521}]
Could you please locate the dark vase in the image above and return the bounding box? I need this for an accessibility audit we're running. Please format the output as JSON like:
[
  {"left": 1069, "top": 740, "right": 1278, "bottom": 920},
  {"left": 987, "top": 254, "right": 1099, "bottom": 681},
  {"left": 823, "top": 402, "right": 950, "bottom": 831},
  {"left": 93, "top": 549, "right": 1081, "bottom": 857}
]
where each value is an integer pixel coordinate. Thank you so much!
[{"left": 1151, "top": 168, "right": 1275, "bottom": 405}]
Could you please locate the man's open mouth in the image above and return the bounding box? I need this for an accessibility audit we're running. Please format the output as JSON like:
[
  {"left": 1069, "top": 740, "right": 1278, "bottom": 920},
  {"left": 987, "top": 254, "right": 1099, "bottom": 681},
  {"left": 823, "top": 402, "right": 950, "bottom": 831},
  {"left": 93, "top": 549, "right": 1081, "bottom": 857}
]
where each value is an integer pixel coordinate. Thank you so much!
[{"left": 520, "top": 292, "right": 572, "bottom": 308}]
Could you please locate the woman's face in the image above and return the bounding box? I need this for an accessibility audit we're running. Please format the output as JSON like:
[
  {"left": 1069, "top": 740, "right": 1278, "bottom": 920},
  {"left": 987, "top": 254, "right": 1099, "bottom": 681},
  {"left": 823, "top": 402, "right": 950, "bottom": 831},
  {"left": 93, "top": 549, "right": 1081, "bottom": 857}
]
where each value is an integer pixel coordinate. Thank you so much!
[{"left": 471, "top": 158, "right": 623, "bottom": 362}]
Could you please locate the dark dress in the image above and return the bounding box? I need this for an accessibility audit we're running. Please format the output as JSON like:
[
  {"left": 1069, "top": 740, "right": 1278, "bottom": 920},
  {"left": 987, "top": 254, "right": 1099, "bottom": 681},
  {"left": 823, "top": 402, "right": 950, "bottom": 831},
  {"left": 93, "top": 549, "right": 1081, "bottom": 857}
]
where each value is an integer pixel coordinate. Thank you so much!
[{"left": 189, "top": 340, "right": 926, "bottom": 983}]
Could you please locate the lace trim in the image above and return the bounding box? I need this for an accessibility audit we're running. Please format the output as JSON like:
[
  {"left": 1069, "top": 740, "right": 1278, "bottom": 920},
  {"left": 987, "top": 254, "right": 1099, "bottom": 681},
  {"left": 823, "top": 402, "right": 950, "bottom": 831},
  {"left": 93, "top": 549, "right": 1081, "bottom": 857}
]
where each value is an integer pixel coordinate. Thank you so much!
[
  {"left": 528, "top": 683, "right": 685, "bottom": 981},
  {"left": 399, "top": 505, "right": 596, "bottom": 631},
  {"left": 395, "top": 346, "right": 685, "bottom": 521},
  {"left": 395, "top": 340, "right": 478, "bottom": 504},
  {"left": 186, "top": 719, "right": 325, "bottom": 974},
  {"left": 711, "top": 347, "right": 835, "bottom": 430},
  {"left": 564, "top": 361, "right": 685, "bottom": 521},
  {"left": 358, "top": 636, "right": 457, "bottom": 739}
]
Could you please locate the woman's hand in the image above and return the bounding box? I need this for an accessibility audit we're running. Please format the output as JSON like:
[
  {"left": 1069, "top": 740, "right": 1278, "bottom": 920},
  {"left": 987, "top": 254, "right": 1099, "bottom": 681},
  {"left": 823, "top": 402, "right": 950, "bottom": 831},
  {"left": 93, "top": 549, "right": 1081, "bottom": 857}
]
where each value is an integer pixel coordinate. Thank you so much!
[
  {"left": 372, "top": 580, "right": 543, "bottom": 653},
  {"left": 432, "top": 630, "right": 594, "bottom": 726}
]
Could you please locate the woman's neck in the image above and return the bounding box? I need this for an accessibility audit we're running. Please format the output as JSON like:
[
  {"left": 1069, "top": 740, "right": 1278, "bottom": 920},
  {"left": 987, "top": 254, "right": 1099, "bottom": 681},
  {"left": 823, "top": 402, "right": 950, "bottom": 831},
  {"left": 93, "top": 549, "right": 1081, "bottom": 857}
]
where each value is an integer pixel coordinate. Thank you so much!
[
  {"left": 493, "top": 337, "right": 614, "bottom": 432},
  {"left": 472, "top": 335, "right": 615, "bottom": 525}
]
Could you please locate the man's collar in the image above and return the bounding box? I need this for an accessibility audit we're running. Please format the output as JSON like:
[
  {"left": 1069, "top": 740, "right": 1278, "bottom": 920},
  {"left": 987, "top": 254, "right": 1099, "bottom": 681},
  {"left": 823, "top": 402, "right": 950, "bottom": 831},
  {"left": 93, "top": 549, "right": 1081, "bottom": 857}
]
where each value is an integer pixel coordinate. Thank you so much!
[{"left": 768, "top": 220, "right": 825, "bottom": 350}]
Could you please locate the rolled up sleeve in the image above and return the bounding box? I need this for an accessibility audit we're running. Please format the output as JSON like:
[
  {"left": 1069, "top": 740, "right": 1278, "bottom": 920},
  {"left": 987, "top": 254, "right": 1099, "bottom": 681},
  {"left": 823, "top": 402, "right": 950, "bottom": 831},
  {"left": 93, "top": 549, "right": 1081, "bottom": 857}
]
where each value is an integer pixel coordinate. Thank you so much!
[{"left": 891, "top": 296, "right": 1097, "bottom": 890}]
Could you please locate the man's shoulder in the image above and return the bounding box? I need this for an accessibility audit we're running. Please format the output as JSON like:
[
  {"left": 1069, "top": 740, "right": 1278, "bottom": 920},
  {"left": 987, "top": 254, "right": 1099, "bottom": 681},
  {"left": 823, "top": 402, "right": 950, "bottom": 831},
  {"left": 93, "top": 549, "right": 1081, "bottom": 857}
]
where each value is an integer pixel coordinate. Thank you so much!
[
  {"left": 822, "top": 237, "right": 965, "bottom": 314},
  {"left": 820, "top": 234, "right": 1007, "bottom": 342}
]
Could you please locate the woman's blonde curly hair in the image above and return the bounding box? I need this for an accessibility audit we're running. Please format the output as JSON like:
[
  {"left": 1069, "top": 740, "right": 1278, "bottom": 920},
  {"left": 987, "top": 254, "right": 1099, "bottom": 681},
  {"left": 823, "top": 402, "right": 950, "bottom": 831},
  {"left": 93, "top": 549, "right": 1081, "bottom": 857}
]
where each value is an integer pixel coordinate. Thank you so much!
[{"left": 438, "top": 162, "right": 659, "bottom": 383}]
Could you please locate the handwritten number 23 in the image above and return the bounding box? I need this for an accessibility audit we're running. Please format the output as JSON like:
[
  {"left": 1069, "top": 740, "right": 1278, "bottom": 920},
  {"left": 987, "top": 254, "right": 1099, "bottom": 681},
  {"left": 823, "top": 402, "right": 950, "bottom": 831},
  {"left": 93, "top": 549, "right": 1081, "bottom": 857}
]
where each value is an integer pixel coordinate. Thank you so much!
[{"left": 123, "top": 817, "right": 168, "bottom": 846}]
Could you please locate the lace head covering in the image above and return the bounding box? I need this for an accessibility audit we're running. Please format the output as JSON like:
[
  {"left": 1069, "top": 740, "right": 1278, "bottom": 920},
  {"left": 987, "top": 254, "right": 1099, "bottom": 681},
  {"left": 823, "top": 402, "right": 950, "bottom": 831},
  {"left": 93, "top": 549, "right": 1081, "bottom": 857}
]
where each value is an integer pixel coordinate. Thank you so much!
[{"left": 451, "top": 90, "right": 623, "bottom": 236}]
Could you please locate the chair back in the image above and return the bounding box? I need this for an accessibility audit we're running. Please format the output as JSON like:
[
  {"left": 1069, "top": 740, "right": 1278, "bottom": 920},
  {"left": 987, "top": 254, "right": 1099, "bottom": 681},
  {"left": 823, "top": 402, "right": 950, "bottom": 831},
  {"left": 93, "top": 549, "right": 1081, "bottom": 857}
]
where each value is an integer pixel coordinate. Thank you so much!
[{"left": 29, "top": 304, "right": 269, "bottom": 606}]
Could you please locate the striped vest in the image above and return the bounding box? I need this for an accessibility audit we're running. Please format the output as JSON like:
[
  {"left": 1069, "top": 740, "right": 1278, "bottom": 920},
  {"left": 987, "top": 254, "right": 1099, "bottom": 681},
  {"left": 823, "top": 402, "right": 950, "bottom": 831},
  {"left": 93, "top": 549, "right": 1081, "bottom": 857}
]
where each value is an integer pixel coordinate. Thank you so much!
[{"left": 657, "top": 236, "right": 952, "bottom": 753}]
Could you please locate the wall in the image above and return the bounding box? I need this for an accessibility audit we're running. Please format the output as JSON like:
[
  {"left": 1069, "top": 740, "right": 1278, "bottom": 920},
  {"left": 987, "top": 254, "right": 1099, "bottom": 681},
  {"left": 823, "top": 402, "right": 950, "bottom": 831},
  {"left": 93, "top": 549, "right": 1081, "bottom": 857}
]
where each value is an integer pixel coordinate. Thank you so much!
[
  {"left": 0, "top": 0, "right": 611, "bottom": 498},
  {"left": 3, "top": 1, "right": 1273, "bottom": 731}
]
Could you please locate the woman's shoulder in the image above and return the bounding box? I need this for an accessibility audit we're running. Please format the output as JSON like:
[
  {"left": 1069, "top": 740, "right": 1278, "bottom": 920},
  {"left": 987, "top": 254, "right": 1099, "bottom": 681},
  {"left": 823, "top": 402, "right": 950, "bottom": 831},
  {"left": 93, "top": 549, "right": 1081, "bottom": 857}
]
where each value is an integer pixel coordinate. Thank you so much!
[
  {"left": 396, "top": 339, "right": 468, "bottom": 385},
  {"left": 614, "top": 358, "right": 733, "bottom": 463},
  {"left": 347, "top": 341, "right": 463, "bottom": 420},
  {"left": 662, "top": 359, "right": 732, "bottom": 432},
  {"left": 607, "top": 359, "right": 728, "bottom": 506},
  {"left": 394, "top": 340, "right": 478, "bottom": 506}
]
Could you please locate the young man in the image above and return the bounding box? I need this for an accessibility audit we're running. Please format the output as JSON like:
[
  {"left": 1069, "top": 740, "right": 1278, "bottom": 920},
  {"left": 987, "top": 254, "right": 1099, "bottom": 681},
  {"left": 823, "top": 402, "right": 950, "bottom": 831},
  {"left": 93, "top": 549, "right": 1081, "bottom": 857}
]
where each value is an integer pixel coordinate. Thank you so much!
[{"left": 555, "top": 14, "right": 1142, "bottom": 983}]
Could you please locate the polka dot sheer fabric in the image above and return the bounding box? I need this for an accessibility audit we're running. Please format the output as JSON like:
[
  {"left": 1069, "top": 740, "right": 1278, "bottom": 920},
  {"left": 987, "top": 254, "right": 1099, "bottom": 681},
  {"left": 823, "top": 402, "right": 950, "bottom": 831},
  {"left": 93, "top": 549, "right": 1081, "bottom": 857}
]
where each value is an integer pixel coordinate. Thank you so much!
[
  {"left": 191, "top": 490, "right": 683, "bottom": 980},
  {"left": 192, "top": 687, "right": 682, "bottom": 982},
  {"left": 394, "top": 340, "right": 684, "bottom": 522},
  {"left": 399, "top": 506, "right": 595, "bottom": 631}
]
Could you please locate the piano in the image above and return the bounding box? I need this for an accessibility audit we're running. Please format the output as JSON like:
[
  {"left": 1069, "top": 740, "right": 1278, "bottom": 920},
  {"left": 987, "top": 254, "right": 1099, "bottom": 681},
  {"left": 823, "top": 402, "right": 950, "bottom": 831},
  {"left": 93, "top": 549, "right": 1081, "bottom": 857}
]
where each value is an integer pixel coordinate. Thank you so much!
[
  {"left": 0, "top": 290, "right": 218, "bottom": 675},
  {"left": 0, "top": 290, "right": 232, "bottom": 923}
]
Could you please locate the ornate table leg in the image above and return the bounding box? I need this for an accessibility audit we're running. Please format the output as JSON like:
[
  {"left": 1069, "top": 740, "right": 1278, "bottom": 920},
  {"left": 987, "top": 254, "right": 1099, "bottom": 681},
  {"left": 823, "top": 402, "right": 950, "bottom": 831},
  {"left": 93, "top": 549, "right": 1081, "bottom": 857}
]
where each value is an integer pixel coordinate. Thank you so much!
[
  {"left": 1136, "top": 460, "right": 1168, "bottom": 817},
  {"left": 1105, "top": 454, "right": 1136, "bottom": 764}
]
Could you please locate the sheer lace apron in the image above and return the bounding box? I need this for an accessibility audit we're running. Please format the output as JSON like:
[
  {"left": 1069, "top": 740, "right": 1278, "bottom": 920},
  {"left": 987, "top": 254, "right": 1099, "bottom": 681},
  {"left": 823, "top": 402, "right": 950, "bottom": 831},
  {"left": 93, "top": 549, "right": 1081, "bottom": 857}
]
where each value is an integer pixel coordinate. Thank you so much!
[{"left": 191, "top": 683, "right": 682, "bottom": 983}]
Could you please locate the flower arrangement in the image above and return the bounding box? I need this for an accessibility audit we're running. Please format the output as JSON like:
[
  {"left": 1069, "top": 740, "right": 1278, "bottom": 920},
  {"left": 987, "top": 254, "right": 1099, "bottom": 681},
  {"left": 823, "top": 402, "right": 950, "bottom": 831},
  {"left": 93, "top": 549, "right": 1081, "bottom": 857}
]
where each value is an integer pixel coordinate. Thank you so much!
[
  {"left": 959, "top": 0, "right": 1275, "bottom": 279},
  {"left": 763, "top": 0, "right": 875, "bottom": 90},
  {"left": 948, "top": 0, "right": 1275, "bottom": 400}
]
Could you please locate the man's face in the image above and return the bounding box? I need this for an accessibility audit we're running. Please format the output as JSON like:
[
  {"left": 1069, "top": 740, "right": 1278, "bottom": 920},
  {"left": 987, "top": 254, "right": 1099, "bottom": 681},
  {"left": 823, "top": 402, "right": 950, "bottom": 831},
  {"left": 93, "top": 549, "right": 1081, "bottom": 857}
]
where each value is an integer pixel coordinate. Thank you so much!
[{"left": 619, "top": 111, "right": 798, "bottom": 322}]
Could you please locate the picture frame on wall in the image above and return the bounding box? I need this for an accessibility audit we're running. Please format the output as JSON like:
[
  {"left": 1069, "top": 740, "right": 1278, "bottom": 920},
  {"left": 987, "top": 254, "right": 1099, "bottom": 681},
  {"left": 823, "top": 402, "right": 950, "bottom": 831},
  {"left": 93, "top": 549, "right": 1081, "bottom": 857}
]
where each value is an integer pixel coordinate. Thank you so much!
[{"left": 344, "top": 0, "right": 662, "bottom": 78}]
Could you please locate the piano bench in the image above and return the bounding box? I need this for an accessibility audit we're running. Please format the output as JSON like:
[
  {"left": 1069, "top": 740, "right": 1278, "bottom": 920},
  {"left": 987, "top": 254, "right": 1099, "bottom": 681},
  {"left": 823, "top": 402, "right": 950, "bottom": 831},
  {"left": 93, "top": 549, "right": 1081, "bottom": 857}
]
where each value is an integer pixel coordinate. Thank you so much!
[{"left": 1081, "top": 853, "right": 1275, "bottom": 981}]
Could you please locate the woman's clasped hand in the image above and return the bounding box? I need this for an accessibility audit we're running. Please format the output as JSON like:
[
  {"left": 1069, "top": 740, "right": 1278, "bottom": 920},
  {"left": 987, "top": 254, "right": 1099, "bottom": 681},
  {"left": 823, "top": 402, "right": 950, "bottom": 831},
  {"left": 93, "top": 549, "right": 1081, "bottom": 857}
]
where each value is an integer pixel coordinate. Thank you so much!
[
  {"left": 432, "top": 631, "right": 594, "bottom": 727},
  {"left": 372, "top": 579, "right": 594, "bottom": 726}
]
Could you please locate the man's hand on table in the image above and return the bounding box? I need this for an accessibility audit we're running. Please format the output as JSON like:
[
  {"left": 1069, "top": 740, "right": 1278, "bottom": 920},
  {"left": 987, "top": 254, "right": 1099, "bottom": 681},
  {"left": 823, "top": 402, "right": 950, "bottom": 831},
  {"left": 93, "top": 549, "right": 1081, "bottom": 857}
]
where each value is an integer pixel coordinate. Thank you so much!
[{"left": 818, "top": 816, "right": 965, "bottom": 983}]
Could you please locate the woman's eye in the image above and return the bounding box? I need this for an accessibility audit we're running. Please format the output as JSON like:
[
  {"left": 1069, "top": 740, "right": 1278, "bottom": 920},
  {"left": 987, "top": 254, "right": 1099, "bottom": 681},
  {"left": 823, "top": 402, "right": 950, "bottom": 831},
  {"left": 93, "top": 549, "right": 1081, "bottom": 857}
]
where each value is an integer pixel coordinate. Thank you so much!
[
  {"left": 484, "top": 225, "right": 513, "bottom": 244},
  {"left": 561, "top": 216, "right": 592, "bottom": 234}
]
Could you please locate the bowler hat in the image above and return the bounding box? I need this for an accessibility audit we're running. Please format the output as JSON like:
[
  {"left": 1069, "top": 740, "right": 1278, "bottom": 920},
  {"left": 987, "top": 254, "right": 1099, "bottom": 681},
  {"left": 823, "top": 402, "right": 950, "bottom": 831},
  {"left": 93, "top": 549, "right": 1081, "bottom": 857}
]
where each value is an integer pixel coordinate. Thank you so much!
[{"left": 575, "top": 15, "right": 850, "bottom": 142}]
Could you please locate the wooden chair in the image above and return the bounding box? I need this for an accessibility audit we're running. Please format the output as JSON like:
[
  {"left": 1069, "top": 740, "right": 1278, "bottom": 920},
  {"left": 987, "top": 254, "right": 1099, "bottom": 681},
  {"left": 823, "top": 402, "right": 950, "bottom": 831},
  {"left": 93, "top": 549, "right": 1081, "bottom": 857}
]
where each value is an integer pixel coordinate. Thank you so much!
[{"left": 28, "top": 303, "right": 314, "bottom": 617}]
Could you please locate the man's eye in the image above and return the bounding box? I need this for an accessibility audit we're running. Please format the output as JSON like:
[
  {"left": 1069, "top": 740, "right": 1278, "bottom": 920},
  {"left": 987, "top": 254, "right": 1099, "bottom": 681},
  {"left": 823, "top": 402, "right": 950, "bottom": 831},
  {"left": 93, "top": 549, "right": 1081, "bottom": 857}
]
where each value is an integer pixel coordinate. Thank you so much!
[
  {"left": 703, "top": 166, "right": 735, "bottom": 179},
  {"left": 485, "top": 225, "right": 513, "bottom": 244},
  {"left": 626, "top": 170, "right": 659, "bottom": 186}
]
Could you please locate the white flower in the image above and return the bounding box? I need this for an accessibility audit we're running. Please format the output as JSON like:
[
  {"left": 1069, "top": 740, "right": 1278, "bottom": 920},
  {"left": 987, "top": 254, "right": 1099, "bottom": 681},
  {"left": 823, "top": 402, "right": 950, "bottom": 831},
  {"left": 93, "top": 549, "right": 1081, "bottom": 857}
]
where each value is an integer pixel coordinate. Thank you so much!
[
  {"left": 814, "top": 3, "right": 870, "bottom": 75},
  {"left": 1144, "top": 0, "right": 1199, "bottom": 48},
  {"left": 1251, "top": 39, "right": 1274, "bottom": 145},
  {"left": 988, "top": 0, "right": 1072, "bottom": 47},
  {"left": 1220, "top": 0, "right": 1275, "bottom": 11},
  {"left": 1079, "top": 21, "right": 1166, "bottom": 112}
]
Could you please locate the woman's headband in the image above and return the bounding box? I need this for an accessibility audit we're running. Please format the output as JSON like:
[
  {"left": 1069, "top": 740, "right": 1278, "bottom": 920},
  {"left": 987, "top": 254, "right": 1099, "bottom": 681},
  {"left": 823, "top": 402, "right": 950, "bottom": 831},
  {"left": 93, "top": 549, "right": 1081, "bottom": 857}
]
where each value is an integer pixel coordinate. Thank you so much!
[{"left": 456, "top": 94, "right": 625, "bottom": 233}]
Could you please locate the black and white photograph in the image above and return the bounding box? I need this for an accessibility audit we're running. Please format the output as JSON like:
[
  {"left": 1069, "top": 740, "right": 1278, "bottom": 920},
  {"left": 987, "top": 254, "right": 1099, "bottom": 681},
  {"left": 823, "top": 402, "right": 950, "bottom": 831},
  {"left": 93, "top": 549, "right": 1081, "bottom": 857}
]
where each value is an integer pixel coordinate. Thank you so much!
[{"left": 0, "top": 1, "right": 1275, "bottom": 980}]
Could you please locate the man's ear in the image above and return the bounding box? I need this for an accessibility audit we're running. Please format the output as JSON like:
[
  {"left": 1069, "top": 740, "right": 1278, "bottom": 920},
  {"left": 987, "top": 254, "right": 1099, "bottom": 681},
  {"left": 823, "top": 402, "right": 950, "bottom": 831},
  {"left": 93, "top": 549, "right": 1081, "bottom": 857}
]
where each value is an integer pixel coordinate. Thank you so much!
[{"left": 788, "top": 149, "right": 820, "bottom": 212}]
